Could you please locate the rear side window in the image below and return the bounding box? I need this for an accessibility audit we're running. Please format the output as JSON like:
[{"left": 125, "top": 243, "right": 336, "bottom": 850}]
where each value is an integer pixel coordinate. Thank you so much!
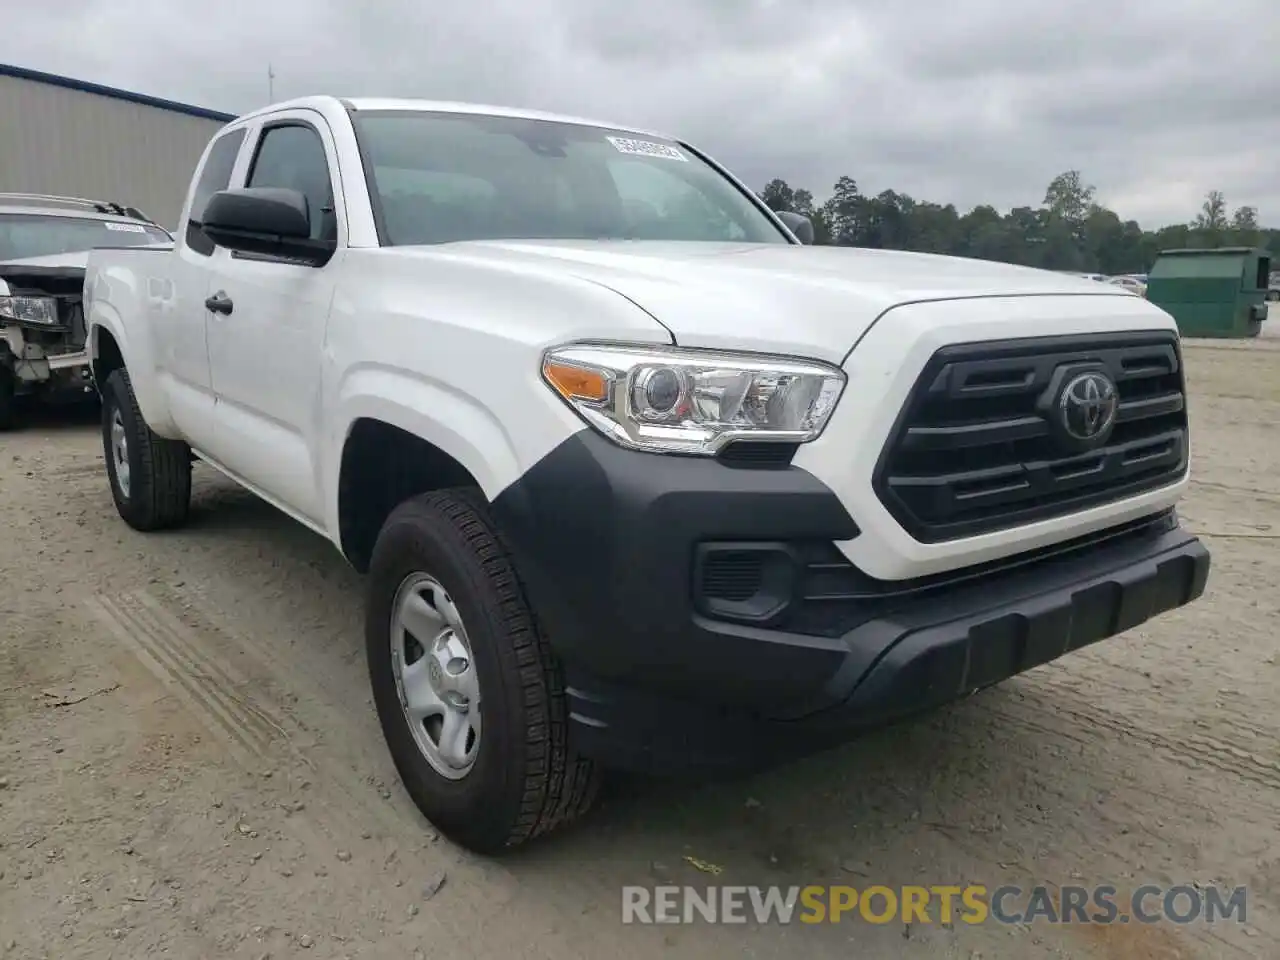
[{"left": 187, "top": 128, "right": 247, "bottom": 257}]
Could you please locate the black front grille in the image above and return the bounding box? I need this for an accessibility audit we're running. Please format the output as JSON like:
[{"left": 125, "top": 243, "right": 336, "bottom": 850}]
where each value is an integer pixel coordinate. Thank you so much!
[{"left": 874, "top": 331, "right": 1188, "bottom": 542}]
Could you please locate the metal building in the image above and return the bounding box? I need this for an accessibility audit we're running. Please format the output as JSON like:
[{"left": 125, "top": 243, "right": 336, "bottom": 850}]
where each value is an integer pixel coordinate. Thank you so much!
[{"left": 0, "top": 63, "right": 236, "bottom": 230}]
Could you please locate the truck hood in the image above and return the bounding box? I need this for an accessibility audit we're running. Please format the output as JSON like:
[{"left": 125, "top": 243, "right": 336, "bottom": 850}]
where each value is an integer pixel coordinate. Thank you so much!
[
  {"left": 408, "top": 240, "right": 1135, "bottom": 363},
  {"left": 0, "top": 243, "right": 169, "bottom": 271},
  {"left": 0, "top": 251, "right": 93, "bottom": 270},
  {"left": 0, "top": 254, "right": 88, "bottom": 298}
]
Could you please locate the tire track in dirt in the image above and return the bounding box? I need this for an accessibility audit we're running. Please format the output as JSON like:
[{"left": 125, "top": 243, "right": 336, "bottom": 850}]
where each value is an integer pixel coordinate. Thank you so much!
[
  {"left": 1190, "top": 478, "right": 1280, "bottom": 503},
  {"left": 161, "top": 582, "right": 433, "bottom": 835},
  {"left": 86, "top": 591, "right": 282, "bottom": 769},
  {"left": 47, "top": 618, "right": 499, "bottom": 960},
  {"left": 79, "top": 587, "right": 694, "bottom": 958},
  {"left": 84, "top": 587, "right": 526, "bottom": 941},
  {"left": 989, "top": 684, "right": 1280, "bottom": 796},
  {"left": 1033, "top": 665, "right": 1280, "bottom": 757},
  {"left": 157, "top": 579, "right": 629, "bottom": 906},
  {"left": 85, "top": 587, "right": 441, "bottom": 848},
  {"left": 957, "top": 677, "right": 1274, "bottom": 958},
  {"left": 41, "top": 457, "right": 107, "bottom": 482}
]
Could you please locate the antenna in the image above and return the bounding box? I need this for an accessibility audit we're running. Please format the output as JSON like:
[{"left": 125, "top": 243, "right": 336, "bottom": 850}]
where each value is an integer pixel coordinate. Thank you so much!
[{"left": 268, "top": 64, "right": 275, "bottom": 102}]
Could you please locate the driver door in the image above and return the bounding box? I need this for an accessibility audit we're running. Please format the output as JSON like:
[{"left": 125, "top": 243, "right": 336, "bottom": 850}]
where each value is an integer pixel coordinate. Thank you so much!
[{"left": 201, "top": 112, "right": 344, "bottom": 526}]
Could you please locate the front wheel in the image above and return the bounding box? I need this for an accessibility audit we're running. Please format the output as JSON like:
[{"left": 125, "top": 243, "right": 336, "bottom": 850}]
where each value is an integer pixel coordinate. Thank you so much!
[
  {"left": 365, "top": 489, "right": 599, "bottom": 854},
  {"left": 101, "top": 368, "right": 192, "bottom": 531}
]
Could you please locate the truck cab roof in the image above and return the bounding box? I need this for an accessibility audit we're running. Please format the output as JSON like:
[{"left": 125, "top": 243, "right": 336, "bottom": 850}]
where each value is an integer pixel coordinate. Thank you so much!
[{"left": 229, "top": 95, "right": 669, "bottom": 141}]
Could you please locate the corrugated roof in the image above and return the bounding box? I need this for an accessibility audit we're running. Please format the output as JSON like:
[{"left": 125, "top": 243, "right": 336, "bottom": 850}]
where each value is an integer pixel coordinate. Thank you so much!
[{"left": 0, "top": 61, "right": 237, "bottom": 123}]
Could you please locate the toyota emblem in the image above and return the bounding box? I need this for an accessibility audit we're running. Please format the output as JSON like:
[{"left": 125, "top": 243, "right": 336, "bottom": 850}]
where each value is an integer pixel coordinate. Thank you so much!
[{"left": 1058, "top": 371, "right": 1119, "bottom": 443}]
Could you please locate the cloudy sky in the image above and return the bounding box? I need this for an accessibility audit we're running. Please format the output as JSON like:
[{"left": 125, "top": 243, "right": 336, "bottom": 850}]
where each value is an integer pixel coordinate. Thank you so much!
[{"left": 3, "top": 0, "right": 1277, "bottom": 227}]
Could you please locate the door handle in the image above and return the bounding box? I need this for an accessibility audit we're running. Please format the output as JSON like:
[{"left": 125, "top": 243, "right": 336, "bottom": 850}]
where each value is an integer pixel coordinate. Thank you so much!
[{"left": 205, "top": 292, "right": 233, "bottom": 316}]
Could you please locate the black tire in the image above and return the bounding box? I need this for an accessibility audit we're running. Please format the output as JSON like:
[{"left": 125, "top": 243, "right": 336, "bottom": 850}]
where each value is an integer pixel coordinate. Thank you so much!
[
  {"left": 366, "top": 489, "right": 599, "bottom": 854},
  {"left": 0, "top": 365, "right": 15, "bottom": 432},
  {"left": 101, "top": 368, "right": 192, "bottom": 531}
]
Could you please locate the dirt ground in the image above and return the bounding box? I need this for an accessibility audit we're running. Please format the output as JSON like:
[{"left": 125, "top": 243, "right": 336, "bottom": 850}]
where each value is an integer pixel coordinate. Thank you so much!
[{"left": 2, "top": 336, "right": 1279, "bottom": 960}]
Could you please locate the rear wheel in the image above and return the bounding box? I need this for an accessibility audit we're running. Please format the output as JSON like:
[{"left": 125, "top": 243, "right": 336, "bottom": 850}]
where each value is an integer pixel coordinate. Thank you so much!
[
  {"left": 101, "top": 368, "right": 192, "bottom": 530},
  {"left": 365, "top": 489, "right": 599, "bottom": 854}
]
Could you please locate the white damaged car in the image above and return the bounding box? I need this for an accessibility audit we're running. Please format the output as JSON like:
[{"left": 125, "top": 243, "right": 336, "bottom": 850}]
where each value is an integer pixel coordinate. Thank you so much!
[{"left": 0, "top": 194, "right": 171, "bottom": 429}]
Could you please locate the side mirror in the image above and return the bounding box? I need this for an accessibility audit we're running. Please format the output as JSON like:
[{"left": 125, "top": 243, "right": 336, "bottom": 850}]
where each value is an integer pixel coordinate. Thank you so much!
[
  {"left": 200, "top": 187, "right": 335, "bottom": 265},
  {"left": 776, "top": 211, "right": 814, "bottom": 245}
]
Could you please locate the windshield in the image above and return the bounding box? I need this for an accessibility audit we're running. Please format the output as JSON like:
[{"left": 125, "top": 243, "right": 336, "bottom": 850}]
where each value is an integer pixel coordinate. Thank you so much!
[
  {"left": 351, "top": 111, "right": 790, "bottom": 246},
  {"left": 0, "top": 213, "right": 172, "bottom": 262}
]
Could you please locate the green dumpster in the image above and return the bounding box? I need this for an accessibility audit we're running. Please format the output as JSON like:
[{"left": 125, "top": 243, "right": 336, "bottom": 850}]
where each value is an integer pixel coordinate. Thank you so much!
[{"left": 1145, "top": 247, "right": 1271, "bottom": 338}]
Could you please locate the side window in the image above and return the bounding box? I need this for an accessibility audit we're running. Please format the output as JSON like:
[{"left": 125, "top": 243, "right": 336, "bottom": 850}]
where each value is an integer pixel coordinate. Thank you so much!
[
  {"left": 186, "top": 128, "right": 246, "bottom": 257},
  {"left": 246, "top": 124, "right": 337, "bottom": 244},
  {"left": 607, "top": 159, "right": 747, "bottom": 242}
]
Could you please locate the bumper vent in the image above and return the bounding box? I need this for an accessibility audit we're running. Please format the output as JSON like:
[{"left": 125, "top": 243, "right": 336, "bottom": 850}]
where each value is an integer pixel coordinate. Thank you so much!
[
  {"left": 701, "top": 552, "right": 764, "bottom": 601},
  {"left": 874, "top": 331, "right": 1188, "bottom": 542},
  {"left": 692, "top": 510, "right": 1181, "bottom": 635},
  {"left": 717, "top": 441, "right": 799, "bottom": 467}
]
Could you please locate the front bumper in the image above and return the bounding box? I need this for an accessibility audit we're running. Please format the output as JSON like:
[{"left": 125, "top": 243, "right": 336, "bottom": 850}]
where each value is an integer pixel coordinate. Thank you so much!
[
  {"left": 492, "top": 430, "right": 1209, "bottom": 775},
  {"left": 1, "top": 325, "right": 90, "bottom": 387},
  {"left": 46, "top": 348, "right": 89, "bottom": 372}
]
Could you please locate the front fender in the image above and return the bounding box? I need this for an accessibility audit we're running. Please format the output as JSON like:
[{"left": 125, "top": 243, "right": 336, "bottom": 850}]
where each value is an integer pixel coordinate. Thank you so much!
[{"left": 327, "top": 364, "right": 563, "bottom": 537}]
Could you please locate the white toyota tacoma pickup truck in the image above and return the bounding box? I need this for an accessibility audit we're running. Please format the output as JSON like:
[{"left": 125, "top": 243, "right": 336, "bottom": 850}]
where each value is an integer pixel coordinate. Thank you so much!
[{"left": 85, "top": 96, "right": 1210, "bottom": 854}]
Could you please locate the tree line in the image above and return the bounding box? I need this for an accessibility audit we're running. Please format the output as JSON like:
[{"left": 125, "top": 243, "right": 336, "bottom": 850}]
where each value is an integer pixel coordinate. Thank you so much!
[{"left": 758, "top": 170, "right": 1279, "bottom": 275}]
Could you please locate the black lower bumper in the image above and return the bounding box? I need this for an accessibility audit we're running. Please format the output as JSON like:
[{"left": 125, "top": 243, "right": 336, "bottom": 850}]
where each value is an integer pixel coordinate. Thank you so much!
[{"left": 491, "top": 431, "right": 1210, "bottom": 775}]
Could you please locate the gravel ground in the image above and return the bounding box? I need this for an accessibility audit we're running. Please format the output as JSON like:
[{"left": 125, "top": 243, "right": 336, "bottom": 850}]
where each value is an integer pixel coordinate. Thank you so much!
[{"left": 1, "top": 337, "right": 1278, "bottom": 960}]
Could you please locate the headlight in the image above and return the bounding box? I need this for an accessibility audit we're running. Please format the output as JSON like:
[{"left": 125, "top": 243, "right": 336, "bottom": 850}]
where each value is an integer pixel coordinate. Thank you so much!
[
  {"left": 541, "top": 343, "right": 846, "bottom": 455},
  {"left": 0, "top": 295, "right": 59, "bottom": 327}
]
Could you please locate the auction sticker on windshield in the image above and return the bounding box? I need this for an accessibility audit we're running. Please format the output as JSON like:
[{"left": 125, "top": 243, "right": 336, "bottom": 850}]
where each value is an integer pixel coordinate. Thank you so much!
[
  {"left": 606, "top": 137, "right": 688, "bottom": 162},
  {"left": 104, "top": 222, "right": 148, "bottom": 233}
]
